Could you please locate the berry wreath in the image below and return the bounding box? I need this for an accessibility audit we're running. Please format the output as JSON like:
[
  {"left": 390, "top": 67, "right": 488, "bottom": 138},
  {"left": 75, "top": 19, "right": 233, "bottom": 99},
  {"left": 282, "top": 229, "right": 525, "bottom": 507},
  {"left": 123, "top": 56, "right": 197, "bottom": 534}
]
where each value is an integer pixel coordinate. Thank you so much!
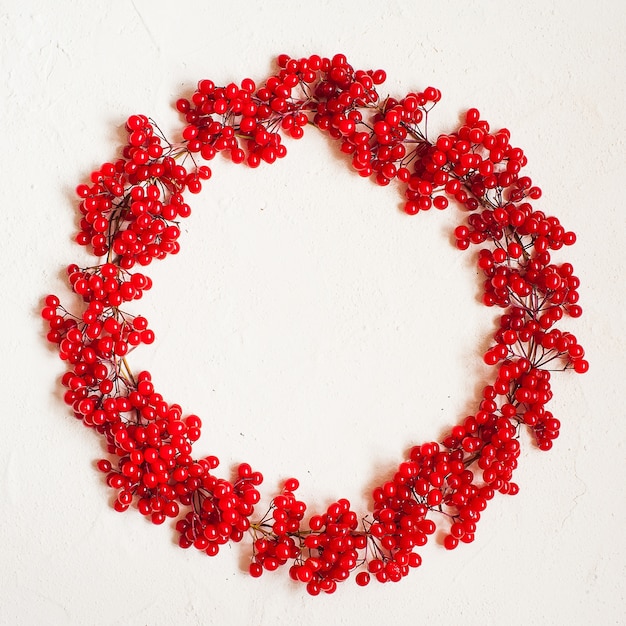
[{"left": 41, "top": 53, "right": 587, "bottom": 595}]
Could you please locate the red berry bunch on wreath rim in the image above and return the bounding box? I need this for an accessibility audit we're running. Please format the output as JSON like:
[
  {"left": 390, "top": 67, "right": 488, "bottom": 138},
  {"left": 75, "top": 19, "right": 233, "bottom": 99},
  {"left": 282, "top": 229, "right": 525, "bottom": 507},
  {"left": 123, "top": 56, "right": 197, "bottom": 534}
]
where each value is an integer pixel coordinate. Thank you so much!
[{"left": 41, "top": 53, "right": 587, "bottom": 595}]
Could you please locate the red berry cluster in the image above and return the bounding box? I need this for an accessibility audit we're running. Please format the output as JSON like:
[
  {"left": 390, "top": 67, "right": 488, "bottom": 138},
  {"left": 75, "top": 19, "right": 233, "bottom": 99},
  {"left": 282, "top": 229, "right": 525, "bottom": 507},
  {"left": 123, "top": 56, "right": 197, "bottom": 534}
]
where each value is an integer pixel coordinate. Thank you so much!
[
  {"left": 42, "top": 54, "right": 586, "bottom": 594},
  {"left": 175, "top": 460, "right": 262, "bottom": 555},
  {"left": 74, "top": 114, "right": 208, "bottom": 268}
]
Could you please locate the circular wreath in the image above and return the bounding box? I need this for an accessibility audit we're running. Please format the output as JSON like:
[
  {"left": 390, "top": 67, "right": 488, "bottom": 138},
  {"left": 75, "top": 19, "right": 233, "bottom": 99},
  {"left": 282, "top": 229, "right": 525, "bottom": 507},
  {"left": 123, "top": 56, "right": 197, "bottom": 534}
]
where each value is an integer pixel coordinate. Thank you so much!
[{"left": 41, "top": 54, "right": 587, "bottom": 594}]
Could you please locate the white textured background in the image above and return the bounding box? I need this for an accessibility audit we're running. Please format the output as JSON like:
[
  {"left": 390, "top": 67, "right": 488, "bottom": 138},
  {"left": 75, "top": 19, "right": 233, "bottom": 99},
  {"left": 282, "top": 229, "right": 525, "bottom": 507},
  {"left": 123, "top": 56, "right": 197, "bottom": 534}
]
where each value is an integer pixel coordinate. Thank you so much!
[{"left": 2, "top": 1, "right": 625, "bottom": 624}]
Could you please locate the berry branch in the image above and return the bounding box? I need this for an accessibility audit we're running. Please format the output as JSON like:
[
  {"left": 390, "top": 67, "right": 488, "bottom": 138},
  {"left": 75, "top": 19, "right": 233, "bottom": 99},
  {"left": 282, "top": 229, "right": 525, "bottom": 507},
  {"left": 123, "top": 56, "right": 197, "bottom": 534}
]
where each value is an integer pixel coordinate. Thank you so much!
[{"left": 41, "top": 53, "right": 586, "bottom": 595}]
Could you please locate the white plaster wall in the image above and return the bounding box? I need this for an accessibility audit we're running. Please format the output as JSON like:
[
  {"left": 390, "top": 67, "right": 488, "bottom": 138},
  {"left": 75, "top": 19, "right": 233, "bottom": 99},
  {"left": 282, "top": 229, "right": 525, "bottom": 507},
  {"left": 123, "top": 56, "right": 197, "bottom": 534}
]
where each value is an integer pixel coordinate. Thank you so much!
[{"left": 2, "top": 0, "right": 625, "bottom": 624}]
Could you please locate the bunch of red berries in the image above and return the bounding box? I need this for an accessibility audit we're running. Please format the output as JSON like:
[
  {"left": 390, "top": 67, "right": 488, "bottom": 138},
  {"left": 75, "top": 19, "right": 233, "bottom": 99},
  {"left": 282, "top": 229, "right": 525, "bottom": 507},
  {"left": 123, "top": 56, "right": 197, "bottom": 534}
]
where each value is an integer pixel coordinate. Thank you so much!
[
  {"left": 42, "top": 53, "right": 586, "bottom": 594},
  {"left": 175, "top": 460, "right": 263, "bottom": 555}
]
